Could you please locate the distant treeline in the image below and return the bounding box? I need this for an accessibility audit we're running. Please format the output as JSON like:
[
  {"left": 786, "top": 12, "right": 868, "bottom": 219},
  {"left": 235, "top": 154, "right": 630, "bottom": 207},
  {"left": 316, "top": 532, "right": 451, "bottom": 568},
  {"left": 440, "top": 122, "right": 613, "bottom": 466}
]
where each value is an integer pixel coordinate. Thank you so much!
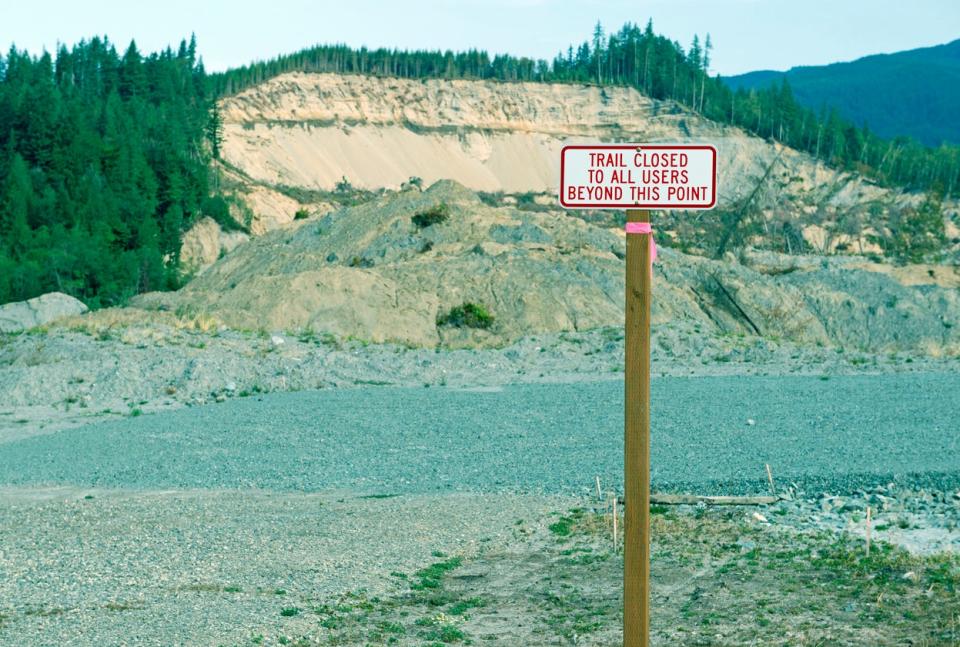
[
  {"left": 0, "top": 37, "right": 223, "bottom": 307},
  {"left": 1, "top": 23, "right": 956, "bottom": 308},
  {"left": 211, "top": 21, "right": 960, "bottom": 198}
]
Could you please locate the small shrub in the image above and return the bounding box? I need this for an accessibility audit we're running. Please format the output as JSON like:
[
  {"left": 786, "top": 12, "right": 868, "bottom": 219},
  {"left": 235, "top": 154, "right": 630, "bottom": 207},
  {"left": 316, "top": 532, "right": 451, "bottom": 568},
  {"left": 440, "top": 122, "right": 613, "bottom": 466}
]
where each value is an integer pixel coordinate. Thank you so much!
[
  {"left": 437, "top": 303, "right": 494, "bottom": 330},
  {"left": 335, "top": 176, "right": 353, "bottom": 193},
  {"left": 348, "top": 256, "right": 374, "bottom": 268},
  {"left": 884, "top": 191, "right": 947, "bottom": 264},
  {"left": 412, "top": 203, "right": 450, "bottom": 229},
  {"left": 477, "top": 191, "right": 504, "bottom": 207},
  {"left": 548, "top": 518, "right": 574, "bottom": 537},
  {"left": 280, "top": 607, "right": 300, "bottom": 617},
  {"left": 436, "top": 625, "right": 466, "bottom": 643},
  {"left": 294, "top": 208, "right": 310, "bottom": 220}
]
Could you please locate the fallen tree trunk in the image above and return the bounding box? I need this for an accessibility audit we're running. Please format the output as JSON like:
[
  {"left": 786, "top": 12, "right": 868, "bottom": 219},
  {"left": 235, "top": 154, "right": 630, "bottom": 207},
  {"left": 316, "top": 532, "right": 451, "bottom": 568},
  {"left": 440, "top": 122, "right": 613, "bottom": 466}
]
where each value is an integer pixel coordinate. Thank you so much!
[{"left": 617, "top": 494, "right": 781, "bottom": 506}]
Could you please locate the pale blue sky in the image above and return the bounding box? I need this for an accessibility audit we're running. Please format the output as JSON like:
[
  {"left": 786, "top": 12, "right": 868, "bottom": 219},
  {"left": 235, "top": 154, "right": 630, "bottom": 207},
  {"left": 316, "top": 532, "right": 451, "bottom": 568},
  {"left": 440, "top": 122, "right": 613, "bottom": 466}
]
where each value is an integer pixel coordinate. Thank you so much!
[{"left": 3, "top": 0, "right": 958, "bottom": 76}]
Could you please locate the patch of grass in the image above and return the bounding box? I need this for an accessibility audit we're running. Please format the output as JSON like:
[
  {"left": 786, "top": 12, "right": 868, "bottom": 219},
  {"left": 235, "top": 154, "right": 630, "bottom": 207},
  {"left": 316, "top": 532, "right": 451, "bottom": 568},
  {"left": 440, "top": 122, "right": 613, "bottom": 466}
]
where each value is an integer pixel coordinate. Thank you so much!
[
  {"left": 412, "top": 203, "right": 450, "bottom": 229},
  {"left": 422, "top": 624, "right": 466, "bottom": 643},
  {"left": 448, "top": 597, "right": 486, "bottom": 615},
  {"left": 548, "top": 507, "right": 588, "bottom": 537},
  {"left": 412, "top": 557, "right": 464, "bottom": 591},
  {"left": 319, "top": 615, "right": 343, "bottom": 629},
  {"left": 280, "top": 607, "right": 300, "bottom": 617},
  {"left": 437, "top": 303, "right": 494, "bottom": 330},
  {"left": 347, "top": 255, "right": 374, "bottom": 268},
  {"left": 360, "top": 493, "right": 400, "bottom": 499},
  {"left": 380, "top": 620, "right": 406, "bottom": 635},
  {"left": 548, "top": 518, "right": 575, "bottom": 537},
  {"left": 264, "top": 501, "right": 960, "bottom": 647}
]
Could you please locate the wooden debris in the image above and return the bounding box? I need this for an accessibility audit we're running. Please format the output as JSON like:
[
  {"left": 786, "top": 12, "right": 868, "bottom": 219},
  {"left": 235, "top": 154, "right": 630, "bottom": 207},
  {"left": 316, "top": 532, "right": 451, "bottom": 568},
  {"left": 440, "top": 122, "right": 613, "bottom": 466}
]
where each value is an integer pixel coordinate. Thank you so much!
[{"left": 619, "top": 493, "right": 781, "bottom": 506}]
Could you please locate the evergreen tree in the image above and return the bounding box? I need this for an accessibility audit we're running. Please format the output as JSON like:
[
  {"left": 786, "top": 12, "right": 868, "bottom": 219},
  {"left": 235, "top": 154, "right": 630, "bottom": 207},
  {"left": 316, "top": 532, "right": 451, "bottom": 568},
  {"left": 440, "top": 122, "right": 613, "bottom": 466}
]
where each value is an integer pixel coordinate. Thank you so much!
[{"left": 0, "top": 37, "right": 215, "bottom": 306}]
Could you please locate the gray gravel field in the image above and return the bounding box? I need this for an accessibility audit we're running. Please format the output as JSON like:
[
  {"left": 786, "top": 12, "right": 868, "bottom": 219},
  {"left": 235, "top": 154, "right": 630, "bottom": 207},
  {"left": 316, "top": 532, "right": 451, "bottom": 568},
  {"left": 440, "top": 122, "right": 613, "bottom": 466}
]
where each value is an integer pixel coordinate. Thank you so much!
[
  {"left": 0, "top": 373, "right": 957, "bottom": 496},
  {"left": 0, "top": 488, "right": 570, "bottom": 646}
]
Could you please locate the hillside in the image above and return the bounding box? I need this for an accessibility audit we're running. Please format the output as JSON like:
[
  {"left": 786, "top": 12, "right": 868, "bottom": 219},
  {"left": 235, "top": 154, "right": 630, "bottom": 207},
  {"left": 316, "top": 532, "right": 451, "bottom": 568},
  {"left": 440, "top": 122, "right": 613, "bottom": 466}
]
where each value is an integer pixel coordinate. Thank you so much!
[
  {"left": 133, "top": 180, "right": 960, "bottom": 355},
  {"left": 725, "top": 40, "right": 960, "bottom": 147},
  {"left": 3, "top": 25, "right": 959, "bottom": 311},
  {"left": 210, "top": 72, "right": 959, "bottom": 265}
]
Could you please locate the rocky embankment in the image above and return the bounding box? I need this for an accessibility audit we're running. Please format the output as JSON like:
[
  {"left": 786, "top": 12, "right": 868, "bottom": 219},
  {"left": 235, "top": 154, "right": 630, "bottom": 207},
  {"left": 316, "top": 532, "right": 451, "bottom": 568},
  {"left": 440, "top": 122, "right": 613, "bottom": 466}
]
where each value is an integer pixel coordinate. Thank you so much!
[{"left": 130, "top": 181, "right": 960, "bottom": 353}]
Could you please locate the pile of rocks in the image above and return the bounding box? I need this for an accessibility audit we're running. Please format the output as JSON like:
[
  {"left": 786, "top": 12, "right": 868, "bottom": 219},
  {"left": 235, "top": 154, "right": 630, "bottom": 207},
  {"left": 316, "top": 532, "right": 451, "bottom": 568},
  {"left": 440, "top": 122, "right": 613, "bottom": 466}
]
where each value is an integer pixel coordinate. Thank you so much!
[{"left": 764, "top": 483, "right": 960, "bottom": 554}]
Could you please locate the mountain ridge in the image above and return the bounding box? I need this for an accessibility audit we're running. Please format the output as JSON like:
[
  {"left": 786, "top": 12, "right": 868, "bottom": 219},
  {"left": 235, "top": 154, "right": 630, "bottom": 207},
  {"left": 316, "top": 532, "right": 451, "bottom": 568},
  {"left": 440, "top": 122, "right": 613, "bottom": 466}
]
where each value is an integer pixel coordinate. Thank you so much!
[{"left": 725, "top": 39, "right": 960, "bottom": 147}]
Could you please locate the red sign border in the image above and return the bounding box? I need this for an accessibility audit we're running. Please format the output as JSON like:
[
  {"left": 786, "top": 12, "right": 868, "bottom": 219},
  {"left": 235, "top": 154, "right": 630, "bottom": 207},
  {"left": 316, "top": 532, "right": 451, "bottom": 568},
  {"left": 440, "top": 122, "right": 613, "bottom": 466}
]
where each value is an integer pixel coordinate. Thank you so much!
[{"left": 559, "top": 144, "right": 718, "bottom": 210}]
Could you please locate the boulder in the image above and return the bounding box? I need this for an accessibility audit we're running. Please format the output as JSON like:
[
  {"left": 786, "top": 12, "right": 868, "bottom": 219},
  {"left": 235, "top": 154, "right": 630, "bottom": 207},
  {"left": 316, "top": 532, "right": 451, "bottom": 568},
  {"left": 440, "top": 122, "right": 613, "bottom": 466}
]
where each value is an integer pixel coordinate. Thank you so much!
[{"left": 0, "top": 292, "right": 89, "bottom": 333}]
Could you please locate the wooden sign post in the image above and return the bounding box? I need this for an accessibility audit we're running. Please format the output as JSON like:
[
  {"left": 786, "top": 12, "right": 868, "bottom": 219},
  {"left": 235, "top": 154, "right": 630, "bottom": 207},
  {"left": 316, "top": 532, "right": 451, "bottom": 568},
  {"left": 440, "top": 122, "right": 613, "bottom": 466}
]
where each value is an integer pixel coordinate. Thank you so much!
[
  {"left": 623, "top": 207, "right": 652, "bottom": 646},
  {"left": 560, "top": 144, "right": 717, "bottom": 647}
]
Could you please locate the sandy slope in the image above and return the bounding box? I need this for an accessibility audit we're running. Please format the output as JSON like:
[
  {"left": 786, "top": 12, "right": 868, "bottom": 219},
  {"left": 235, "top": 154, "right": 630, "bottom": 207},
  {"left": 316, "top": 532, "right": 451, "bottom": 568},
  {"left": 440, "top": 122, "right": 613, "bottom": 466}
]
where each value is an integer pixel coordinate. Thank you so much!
[{"left": 217, "top": 73, "right": 959, "bottom": 252}]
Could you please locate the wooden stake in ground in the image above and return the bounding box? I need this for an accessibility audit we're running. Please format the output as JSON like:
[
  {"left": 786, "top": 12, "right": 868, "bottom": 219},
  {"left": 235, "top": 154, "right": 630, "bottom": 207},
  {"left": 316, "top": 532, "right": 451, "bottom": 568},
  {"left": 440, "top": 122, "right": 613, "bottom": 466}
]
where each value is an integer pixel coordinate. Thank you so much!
[
  {"left": 612, "top": 496, "right": 618, "bottom": 553},
  {"left": 866, "top": 506, "right": 872, "bottom": 557},
  {"left": 596, "top": 476, "right": 603, "bottom": 501},
  {"left": 624, "top": 209, "right": 652, "bottom": 647},
  {"left": 765, "top": 463, "right": 777, "bottom": 498}
]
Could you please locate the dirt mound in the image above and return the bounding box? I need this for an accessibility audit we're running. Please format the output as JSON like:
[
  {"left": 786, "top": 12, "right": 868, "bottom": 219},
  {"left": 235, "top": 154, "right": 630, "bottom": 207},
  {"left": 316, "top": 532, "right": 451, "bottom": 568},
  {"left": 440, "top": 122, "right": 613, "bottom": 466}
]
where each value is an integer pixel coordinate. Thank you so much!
[{"left": 131, "top": 181, "right": 959, "bottom": 354}]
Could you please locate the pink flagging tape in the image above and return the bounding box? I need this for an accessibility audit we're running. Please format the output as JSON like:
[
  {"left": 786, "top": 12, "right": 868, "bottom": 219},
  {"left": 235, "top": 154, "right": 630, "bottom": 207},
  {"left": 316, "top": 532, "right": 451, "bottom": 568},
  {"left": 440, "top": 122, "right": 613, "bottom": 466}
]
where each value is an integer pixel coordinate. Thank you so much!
[{"left": 624, "top": 222, "right": 657, "bottom": 264}]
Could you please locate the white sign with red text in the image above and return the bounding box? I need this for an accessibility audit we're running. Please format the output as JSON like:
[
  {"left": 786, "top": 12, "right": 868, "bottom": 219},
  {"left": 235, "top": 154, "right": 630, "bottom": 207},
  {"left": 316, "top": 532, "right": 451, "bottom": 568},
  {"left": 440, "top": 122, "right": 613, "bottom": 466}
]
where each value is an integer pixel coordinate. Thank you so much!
[{"left": 559, "top": 144, "right": 717, "bottom": 210}]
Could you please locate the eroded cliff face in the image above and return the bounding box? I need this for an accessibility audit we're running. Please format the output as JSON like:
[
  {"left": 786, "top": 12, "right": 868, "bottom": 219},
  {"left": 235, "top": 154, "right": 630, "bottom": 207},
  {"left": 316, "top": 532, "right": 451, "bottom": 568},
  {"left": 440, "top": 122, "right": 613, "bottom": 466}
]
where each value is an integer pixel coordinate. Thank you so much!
[
  {"left": 218, "top": 72, "right": 859, "bottom": 199},
  {"left": 217, "top": 73, "right": 957, "bottom": 262}
]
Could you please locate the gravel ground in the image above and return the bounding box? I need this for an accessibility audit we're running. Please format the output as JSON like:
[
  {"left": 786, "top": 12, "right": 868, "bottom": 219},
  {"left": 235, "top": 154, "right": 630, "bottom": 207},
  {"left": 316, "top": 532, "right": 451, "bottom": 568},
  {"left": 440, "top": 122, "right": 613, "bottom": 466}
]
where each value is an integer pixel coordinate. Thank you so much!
[
  {"left": 0, "top": 488, "right": 572, "bottom": 646},
  {"left": 0, "top": 374, "right": 958, "bottom": 497},
  {"left": 4, "top": 321, "right": 959, "bottom": 443},
  {"left": 2, "top": 326, "right": 959, "bottom": 646}
]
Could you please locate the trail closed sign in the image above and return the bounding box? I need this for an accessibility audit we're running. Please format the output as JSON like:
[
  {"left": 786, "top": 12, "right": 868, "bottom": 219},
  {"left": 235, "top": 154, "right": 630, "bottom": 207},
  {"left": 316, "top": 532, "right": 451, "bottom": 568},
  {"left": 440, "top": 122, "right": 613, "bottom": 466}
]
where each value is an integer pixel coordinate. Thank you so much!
[
  {"left": 557, "top": 142, "right": 719, "bottom": 647},
  {"left": 559, "top": 144, "right": 717, "bottom": 210}
]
